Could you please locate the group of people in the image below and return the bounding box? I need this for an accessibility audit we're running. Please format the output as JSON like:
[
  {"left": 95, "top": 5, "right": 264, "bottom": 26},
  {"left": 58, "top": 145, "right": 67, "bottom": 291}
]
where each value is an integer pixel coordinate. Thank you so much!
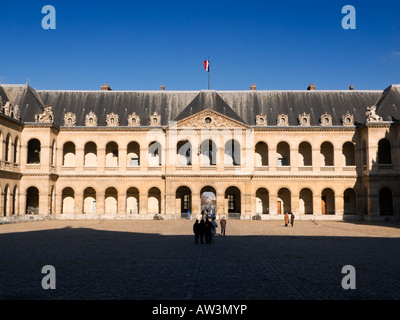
[
  {"left": 193, "top": 212, "right": 227, "bottom": 244},
  {"left": 284, "top": 211, "right": 295, "bottom": 227}
]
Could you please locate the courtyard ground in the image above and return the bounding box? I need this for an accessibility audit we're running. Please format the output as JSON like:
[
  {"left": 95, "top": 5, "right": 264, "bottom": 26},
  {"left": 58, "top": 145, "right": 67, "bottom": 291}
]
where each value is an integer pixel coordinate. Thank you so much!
[{"left": 0, "top": 219, "right": 399, "bottom": 300}]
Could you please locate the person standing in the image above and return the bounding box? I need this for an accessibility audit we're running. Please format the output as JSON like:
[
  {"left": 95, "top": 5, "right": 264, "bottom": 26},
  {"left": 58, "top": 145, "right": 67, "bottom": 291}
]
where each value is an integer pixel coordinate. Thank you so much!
[
  {"left": 193, "top": 219, "right": 200, "bottom": 244},
  {"left": 211, "top": 217, "right": 218, "bottom": 240},
  {"left": 199, "top": 219, "right": 206, "bottom": 244},
  {"left": 284, "top": 211, "right": 289, "bottom": 227},
  {"left": 290, "top": 212, "right": 295, "bottom": 227},
  {"left": 220, "top": 216, "right": 227, "bottom": 236},
  {"left": 204, "top": 218, "right": 212, "bottom": 244}
]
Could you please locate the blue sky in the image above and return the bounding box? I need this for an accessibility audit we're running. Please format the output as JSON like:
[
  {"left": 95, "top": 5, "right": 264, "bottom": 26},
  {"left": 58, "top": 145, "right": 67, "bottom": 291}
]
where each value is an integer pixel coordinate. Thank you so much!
[{"left": 0, "top": 0, "right": 399, "bottom": 90}]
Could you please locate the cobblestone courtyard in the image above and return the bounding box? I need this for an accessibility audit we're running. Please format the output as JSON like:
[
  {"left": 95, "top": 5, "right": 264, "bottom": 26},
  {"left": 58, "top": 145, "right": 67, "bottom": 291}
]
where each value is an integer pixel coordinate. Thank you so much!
[{"left": 0, "top": 219, "right": 399, "bottom": 300}]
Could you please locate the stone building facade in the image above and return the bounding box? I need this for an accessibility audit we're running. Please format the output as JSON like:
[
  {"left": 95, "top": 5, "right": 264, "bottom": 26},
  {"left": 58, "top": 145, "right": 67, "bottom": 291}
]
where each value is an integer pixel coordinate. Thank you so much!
[{"left": 0, "top": 83, "right": 399, "bottom": 221}]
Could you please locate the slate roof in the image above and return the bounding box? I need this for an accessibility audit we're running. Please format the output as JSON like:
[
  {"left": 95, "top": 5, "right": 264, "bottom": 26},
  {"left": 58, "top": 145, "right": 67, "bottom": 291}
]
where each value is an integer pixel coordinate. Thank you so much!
[
  {"left": 374, "top": 85, "right": 400, "bottom": 122},
  {"left": 1, "top": 84, "right": 45, "bottom": 122},
  {"left": 1, "top": 84, "right": 399, "bottom": 127}
]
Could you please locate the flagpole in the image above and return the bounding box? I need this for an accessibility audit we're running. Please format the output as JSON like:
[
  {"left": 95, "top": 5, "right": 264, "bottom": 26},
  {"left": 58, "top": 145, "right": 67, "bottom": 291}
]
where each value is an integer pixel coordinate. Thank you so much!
[{"left": 208, "top": 57, "right": 210, "bottom": 90}]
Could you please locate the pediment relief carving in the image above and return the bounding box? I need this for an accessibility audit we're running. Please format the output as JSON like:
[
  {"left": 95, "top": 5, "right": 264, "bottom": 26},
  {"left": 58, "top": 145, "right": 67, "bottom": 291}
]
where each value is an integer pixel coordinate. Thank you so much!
[{"left": 175, "top": 109, "right": 248, "bottom": 129}]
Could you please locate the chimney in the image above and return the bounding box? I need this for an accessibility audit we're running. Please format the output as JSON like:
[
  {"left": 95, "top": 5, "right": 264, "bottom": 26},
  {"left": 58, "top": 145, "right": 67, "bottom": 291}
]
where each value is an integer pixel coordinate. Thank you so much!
[
  {"left": 307, "top": 84, "right": 316, "bottom": 91},
  {"left": 250, "top": 84, "right": 256, "bottom": 91},
  {"left": 161, "top": 84, "right": 165, "bottom": 91},
  {"left": 349, "top": 84, "right": 354, "bottom": 90},
  {"left": 101, "top": 84, "right": 112, "bottom": 91}
]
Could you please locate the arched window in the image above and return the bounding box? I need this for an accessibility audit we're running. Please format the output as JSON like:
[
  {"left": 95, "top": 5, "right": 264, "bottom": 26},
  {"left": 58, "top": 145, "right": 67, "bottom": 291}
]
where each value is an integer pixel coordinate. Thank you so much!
[
  {"left": 277, "top": 188, "right": 291, "bottom": 214},
  {"left": 127, "top": 142, "right": 140, "bottom": 167},
  {"left": 50, "top": 140, "right": 56, "bottom": 167},
  {"left": 26, "top": 187, "right": 39, "bottom": 215},
  {"left": 200, "top": 140, "right": 216, "bottom": 165},
  {"left": 63, "top": 142, "right": 76, "bottom": 167},
  {"left": 176, "top": 186, "right": 192, "bottom": 217},
  {"left": 378, "top": 139, "right": 391, "bottom": 165},
  {"left": 255, "top": 142, "right": 268, "bottom": 167},
  {"left": 105, "top": 187, "right": 118, "bottom": 214},
  {"left": 255, "top": 188, "right": 269, "bottom": 214},
  {"left": 5, "top": 134, "right": 11, "bottom": 162},
  {"left": 299, "top": 188, "right": 313, "bottom": 214},
  {"left": 321, "top": 142, "right": 334, "bottom": 166},
  {"left": 277, "top": 142, "right": 290, "bottom": 166},
  {"left": 3, "top": 185, "right": 9, "bottom": 216},
  {"left": 148, "top": 187, "right": 161, "bottom": 214},
  {"left": 225, "top": 186, "right": 241, "bottom": 218},
  {"left": 83, "top": 187, "right": 96, "bottom": 214},
  {"left": 321, "top": 188, "right": 335, "bottom": 215},
  {"left": 177, "top": 140, "right": 191, "bottom": 165},
  {"left": 200, "top": 186, "right": 216, "bottom": 215},
  {"left": 225, "top": 140, "right": 241, "bottom": 166},
  {"left": 148, "top": 141, "right": 161, "bottom": 166},
  {"left": 13, "top": 137, "right": 20, "bottom": 164},
  {"left": 84, "top": 142, "right": 97, "bottom": 167},
  {"left": 342, "top": 142, "right": 355, "bottom": 166},
  {"left": 61, "top": 187, "right": 75, "bottom": 214},
  {"left": 299, "top": 142, "right": 312, "bottom": 166},
  {"left": 126, "top": 187, "right": 139, "bottom": 214},
  {"left": 27, "top": 139, "right": 41, "bottom": 164},
  {"left": 106, "top": 142, "right": 119, "bottom": 167}
]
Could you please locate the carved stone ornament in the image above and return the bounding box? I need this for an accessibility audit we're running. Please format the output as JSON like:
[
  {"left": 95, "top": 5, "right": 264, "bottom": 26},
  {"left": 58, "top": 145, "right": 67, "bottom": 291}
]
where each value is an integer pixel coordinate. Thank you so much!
[
  {"left": 299, "top": 112, "right": 310, "bottom": 126},
  {"left": 85, "top": 111, "right": 98, "bottom": 126},
  {"left": 365, "top": 105, "right": 382, "bottom": 122},
  {"left": 256, "top": 113, "right": 267, "bottom": 126},
  {"left": 106, "top": 112, "right": 119, "bottom": 126},
  {"left": 35, "top": 105, "right": 54, "bottom": 123},
  {"left": 4, "top": 102, "right": 12, "bottom": 117},
  {"left": 277, "top": 114, "right": 289, "bottom": 126},
  {"left": 13, "top": 105, "right": 20, "bottom": 120},
  {"left": 63, "top": 112, "right": 76, "bottom": 126},
  {"left": 150, "top": 111, "right": 161, "bottom": 126},
  {"left": 342, "top": 111, "right": 354, "bottom": 126},
  {"left": 320, "top": 113, "right": 332, "bottom": 126},
  {"left": 128, "top": 112, "right": 140, "bottom": 126}
]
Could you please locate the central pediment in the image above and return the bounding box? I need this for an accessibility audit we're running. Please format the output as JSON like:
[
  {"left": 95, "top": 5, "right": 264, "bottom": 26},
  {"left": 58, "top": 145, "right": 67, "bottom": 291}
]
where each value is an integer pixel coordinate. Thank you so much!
[
  {"left": 172, "top": 109, "right": 249, "bottom": 129},
  {"left": 172, "top": 91, "right": 248, "bottom": 129}
]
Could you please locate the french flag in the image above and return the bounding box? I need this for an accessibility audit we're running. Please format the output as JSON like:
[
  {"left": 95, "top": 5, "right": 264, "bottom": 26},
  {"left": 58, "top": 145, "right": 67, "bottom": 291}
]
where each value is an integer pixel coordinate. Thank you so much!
[{"left": 203, "top": 59, "right": 210, "bottom": 72}]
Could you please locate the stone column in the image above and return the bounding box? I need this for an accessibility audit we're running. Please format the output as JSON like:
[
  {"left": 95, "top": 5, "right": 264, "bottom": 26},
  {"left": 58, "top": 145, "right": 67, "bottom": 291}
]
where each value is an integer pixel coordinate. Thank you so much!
[
  {"left": 119, "top": 147, "right": 127, "bottom": 171},
  {"left": 291, "top": 193, "right": 299, "bottom": 215},
  {"left": 75, "top": 192, "right": 83, "bottom": 215},
  {"left": 335, "top": 194, "right": 344, "bottom": 216},
  {"left": 290, "top": 148, "right": 298, "bottom": 172},
  {"left": 139, "top": 194, "right": 148, "bottom": 215},
  {"left": 269, "top": 194, "right": 278, "bottom": 215},
  {"left": 118, "top": 193, "right": 126, "bottom": 215},
  {"left": 335, "top": 147, "right": 344, "bottom": 171},
  {"left": 75, "top": 147, "right": 84, "bottom": 172},
  {"left": 97, "top": 147, "right": 105, "bottom": 171},
  {"left": 192, "top": 193, "right": 200, "bottom": 217},
  {"left": 313, "top": 194, "right": 322, "bottom": 215},
  {"left": 96, "top": 192, "right": 105, "bottom": 215},
  {"left": 140, "top": 147, "right": 148, "bottom": 172},
  {"left": 312, "top": 147, "right": 320, "bottom": 171},
  {"left": 216, "top": 192, "right": 225, "bottom": 217}
]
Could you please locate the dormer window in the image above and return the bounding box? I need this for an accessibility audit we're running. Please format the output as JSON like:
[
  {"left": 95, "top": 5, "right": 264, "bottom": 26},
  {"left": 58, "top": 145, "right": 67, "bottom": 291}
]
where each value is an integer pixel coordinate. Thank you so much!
[{"left": 277, "top": 114, "right": 288, "bottom": 126}]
